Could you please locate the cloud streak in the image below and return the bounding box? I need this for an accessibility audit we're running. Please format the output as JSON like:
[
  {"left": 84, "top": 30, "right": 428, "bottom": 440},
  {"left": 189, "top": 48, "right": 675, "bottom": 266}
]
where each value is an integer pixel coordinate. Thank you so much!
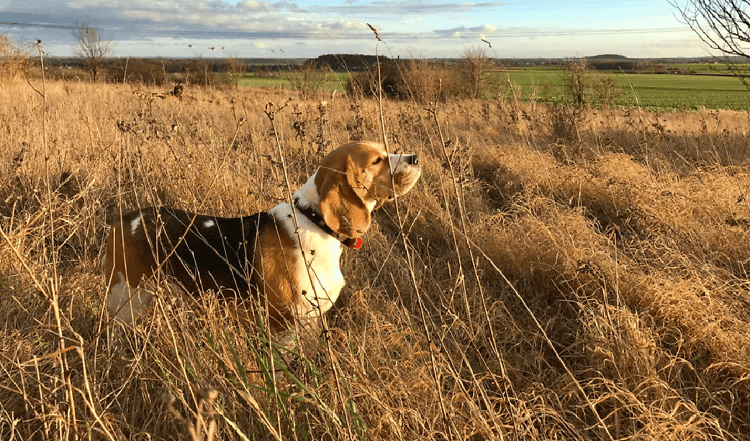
[
  {"left": 315, "top": 0, "right": 506, "bottom": 15},
  {"left": 433, "top": 24, "right": 497, "bottom": 38}
]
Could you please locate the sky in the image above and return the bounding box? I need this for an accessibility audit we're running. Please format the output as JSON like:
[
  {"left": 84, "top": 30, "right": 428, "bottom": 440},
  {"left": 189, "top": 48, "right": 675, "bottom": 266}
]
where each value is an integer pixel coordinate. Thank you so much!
[{"left": 0, "top": 0, "right": 715, "bottom": 59}]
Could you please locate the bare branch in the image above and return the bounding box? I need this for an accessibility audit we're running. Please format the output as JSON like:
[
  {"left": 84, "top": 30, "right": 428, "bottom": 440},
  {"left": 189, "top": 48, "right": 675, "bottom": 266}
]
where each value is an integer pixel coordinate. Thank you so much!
[
  {"left": 459, "top": 48, "right": 495, "bottom": 99},
  {"left": 670, "top": 0, "right": 750, "bottom": 90},
  {"left": 73, "top": 23, "right": 114, "bottom": 81}
]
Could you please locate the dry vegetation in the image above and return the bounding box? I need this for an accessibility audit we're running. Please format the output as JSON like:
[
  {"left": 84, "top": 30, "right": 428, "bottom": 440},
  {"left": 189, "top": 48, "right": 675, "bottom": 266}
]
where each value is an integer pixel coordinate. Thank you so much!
[
  {"left": 2, "top": 57, "right": 750, "bottom": 441},
  {"left": 0, "top": 34, "right": 30, "bottom": 81},
  {"left": 347, "top": 53, "right": 496, "bottom": 102}
]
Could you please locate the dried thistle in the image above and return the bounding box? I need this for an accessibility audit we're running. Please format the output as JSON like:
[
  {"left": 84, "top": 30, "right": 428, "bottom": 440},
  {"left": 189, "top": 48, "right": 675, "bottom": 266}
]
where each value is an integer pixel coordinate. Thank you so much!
[{"left": 367, "top": 23, "right": 382, "bottom": 41}]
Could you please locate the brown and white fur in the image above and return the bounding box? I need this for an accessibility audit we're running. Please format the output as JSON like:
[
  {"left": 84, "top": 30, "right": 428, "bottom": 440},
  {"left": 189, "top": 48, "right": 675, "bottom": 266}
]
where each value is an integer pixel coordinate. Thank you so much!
[{"left": 103, "top": 141, "right": 421, "bottom": 344}]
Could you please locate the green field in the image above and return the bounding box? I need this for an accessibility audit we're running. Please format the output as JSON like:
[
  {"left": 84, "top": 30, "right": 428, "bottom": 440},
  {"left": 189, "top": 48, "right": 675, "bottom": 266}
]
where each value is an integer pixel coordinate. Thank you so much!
[
  {"left": 234, "top": 66, "right": 750, "bottom": 111},
  {"left": 497, "top": 68, "right": 750, "bottom": 111},
  {"left": 665, "top": 62, "right": 750, "bottom": 74},
  {"left": 236, "top": 71, "right": 350, "bottom": 94},
  {"left": 616, "top": 73, "right": 750, "bottom": 110}
]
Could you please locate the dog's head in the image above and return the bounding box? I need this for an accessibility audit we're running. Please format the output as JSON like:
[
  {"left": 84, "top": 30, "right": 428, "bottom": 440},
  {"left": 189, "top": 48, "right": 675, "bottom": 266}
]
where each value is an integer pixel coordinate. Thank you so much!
[{"left": 315, "top": 141, "right": 421, "bottom": 238}]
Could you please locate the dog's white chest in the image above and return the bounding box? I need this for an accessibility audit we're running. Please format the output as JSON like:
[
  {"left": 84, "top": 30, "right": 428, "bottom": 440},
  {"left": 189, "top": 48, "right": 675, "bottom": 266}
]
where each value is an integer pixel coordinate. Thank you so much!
[{"left": 271, "top": 204, "right": 346, "bottom": 319}]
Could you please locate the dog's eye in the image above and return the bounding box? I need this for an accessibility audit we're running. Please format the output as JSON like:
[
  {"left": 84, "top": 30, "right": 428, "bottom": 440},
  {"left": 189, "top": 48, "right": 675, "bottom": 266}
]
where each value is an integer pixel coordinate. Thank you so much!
[{"left": 372, "top": 157, "right": 383, "bottom": 165}]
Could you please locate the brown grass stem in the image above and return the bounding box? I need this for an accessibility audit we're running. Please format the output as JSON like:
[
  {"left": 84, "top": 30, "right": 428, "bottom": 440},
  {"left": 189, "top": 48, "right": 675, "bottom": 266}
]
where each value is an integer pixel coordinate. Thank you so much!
[
  {"left": 264, "top": 101, "right": 356, "bottom": 440},
  {"left": 374, "top": 47, "right": 458, "bottom": 441}
]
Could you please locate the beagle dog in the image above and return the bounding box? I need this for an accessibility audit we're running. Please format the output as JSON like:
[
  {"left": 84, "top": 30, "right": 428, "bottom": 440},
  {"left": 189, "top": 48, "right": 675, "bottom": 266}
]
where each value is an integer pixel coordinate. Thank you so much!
[{"left": 103, "top": 141, "right": 421, "bottom": 341}]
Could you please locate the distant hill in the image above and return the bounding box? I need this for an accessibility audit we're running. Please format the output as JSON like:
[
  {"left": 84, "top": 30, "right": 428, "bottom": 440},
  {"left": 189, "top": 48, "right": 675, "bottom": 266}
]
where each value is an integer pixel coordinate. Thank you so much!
[
  {"left": 585, "top": 54, "right": 637, "bottom": 71},
  {"left": 587, "top": 54, "right": 629, "bottom": 60}
]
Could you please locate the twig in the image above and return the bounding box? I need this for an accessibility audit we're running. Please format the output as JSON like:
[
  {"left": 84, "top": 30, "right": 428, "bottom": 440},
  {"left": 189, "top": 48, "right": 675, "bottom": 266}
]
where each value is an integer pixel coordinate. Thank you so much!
[
  {"left": 263, "top": 102, "right": 355, "bottom": 440},
  {"left": 427, "top": 101, "right": 513, "bottom": 439},
  {"left": 33, "top": 39, "right": 80, "bottom": 440},
  {"left": 373, "top": 42, "right": 458, "bottom": 441}
]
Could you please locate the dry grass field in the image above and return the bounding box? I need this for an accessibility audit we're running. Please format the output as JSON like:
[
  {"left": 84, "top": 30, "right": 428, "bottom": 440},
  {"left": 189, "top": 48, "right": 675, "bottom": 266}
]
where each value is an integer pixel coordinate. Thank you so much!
[{"left": 1, "top": 73, "right": 750, "bottom": 441}]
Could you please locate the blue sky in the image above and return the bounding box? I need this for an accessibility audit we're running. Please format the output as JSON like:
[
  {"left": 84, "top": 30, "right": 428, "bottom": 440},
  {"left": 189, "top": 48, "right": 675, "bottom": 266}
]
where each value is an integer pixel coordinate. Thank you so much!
[{"left": 0, "top": 0, "right": 711, "bottom": 59}]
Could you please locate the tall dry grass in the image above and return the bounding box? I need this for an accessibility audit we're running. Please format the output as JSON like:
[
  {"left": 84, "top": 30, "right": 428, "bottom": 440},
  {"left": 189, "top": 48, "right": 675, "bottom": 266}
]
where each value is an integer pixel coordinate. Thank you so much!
[
  {"left": 1, "top": 64, "right": 750, "bottom": 441},
  {"left": 0, "top": 33, "right": 30, "bottom": 81}
]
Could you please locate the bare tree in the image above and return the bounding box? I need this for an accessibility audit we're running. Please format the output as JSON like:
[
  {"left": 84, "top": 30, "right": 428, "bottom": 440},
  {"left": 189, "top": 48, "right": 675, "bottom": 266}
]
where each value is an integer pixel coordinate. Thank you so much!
[
  {"left": 563, "top": 59, "right": 592, "bottom": 107},
  {"left": 284, "top": 61, "right": 330, "bottom": 100},
  {"left": 670, "top": 0, "right": 750, "bottom": 89},
  {"left": 226, "top": 55, "right": 247, "bottom": 88},
  {"left": 459, "top": 48, "right": 495, "bottom": 98},
  {"left": 0, "top": 33, "right": 29, "bottom": 80},
  {"left": 561, "top": 59, "right": 622, "bottom": 108},
  {"left": 73, "top": 23, "right": 114, "bottom": 81}
]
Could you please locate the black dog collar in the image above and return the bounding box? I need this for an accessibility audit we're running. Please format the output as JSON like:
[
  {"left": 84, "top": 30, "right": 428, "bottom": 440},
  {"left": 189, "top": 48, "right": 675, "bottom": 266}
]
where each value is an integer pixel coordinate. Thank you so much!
[{"left": 293, "top": 198, "right": 362, "bottom": 249}]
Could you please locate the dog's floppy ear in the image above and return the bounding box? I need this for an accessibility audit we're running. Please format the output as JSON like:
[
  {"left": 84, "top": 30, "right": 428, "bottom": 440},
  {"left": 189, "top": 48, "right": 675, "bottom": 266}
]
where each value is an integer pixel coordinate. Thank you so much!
[{"left": 316, "top": 156, "right": 371, "bottom": 238}]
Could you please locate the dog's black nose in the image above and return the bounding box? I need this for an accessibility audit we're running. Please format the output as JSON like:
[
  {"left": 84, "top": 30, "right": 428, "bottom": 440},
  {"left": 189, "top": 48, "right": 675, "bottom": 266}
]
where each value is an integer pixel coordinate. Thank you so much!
[{"left": 405, "top": 154, "right": 419, "bottom": 165}]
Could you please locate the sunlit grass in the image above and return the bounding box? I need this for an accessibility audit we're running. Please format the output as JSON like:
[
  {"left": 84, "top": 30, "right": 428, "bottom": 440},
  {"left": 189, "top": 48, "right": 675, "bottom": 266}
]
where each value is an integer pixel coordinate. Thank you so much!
[{"left": 2, "top": 75, "right": 750, "bottom": 440}]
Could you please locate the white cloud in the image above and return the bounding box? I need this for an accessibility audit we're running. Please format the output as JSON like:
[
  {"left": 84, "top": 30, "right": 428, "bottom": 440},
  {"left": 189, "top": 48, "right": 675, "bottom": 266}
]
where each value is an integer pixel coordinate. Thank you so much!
[
  {"left": 434, "top": 24, "right": 498, "bottom": 38},
  {"left": 329, "top": 20, "right": 367, "bottom": 30},
  {"left": 275, "top": 1, "right": 305, "bottom": 12},
  {"left": 237, "top": 0, "right": 277, "bottom": 12}
]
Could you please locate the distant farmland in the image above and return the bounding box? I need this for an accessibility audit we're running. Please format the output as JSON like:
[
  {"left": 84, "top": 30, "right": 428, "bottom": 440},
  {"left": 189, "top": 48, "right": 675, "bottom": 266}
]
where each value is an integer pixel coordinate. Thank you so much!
[
  {"left": 237, "top": 71, "right": 350, "bottom": 94},
  {"left": 235, "top": 64, "right": 750, "bottom": 111},
  {"left": 498, "top": 67, "right": 750, "bottom": 111},
  {"left": 39, "top": 55, "right": 750, "bottom": 111}
]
